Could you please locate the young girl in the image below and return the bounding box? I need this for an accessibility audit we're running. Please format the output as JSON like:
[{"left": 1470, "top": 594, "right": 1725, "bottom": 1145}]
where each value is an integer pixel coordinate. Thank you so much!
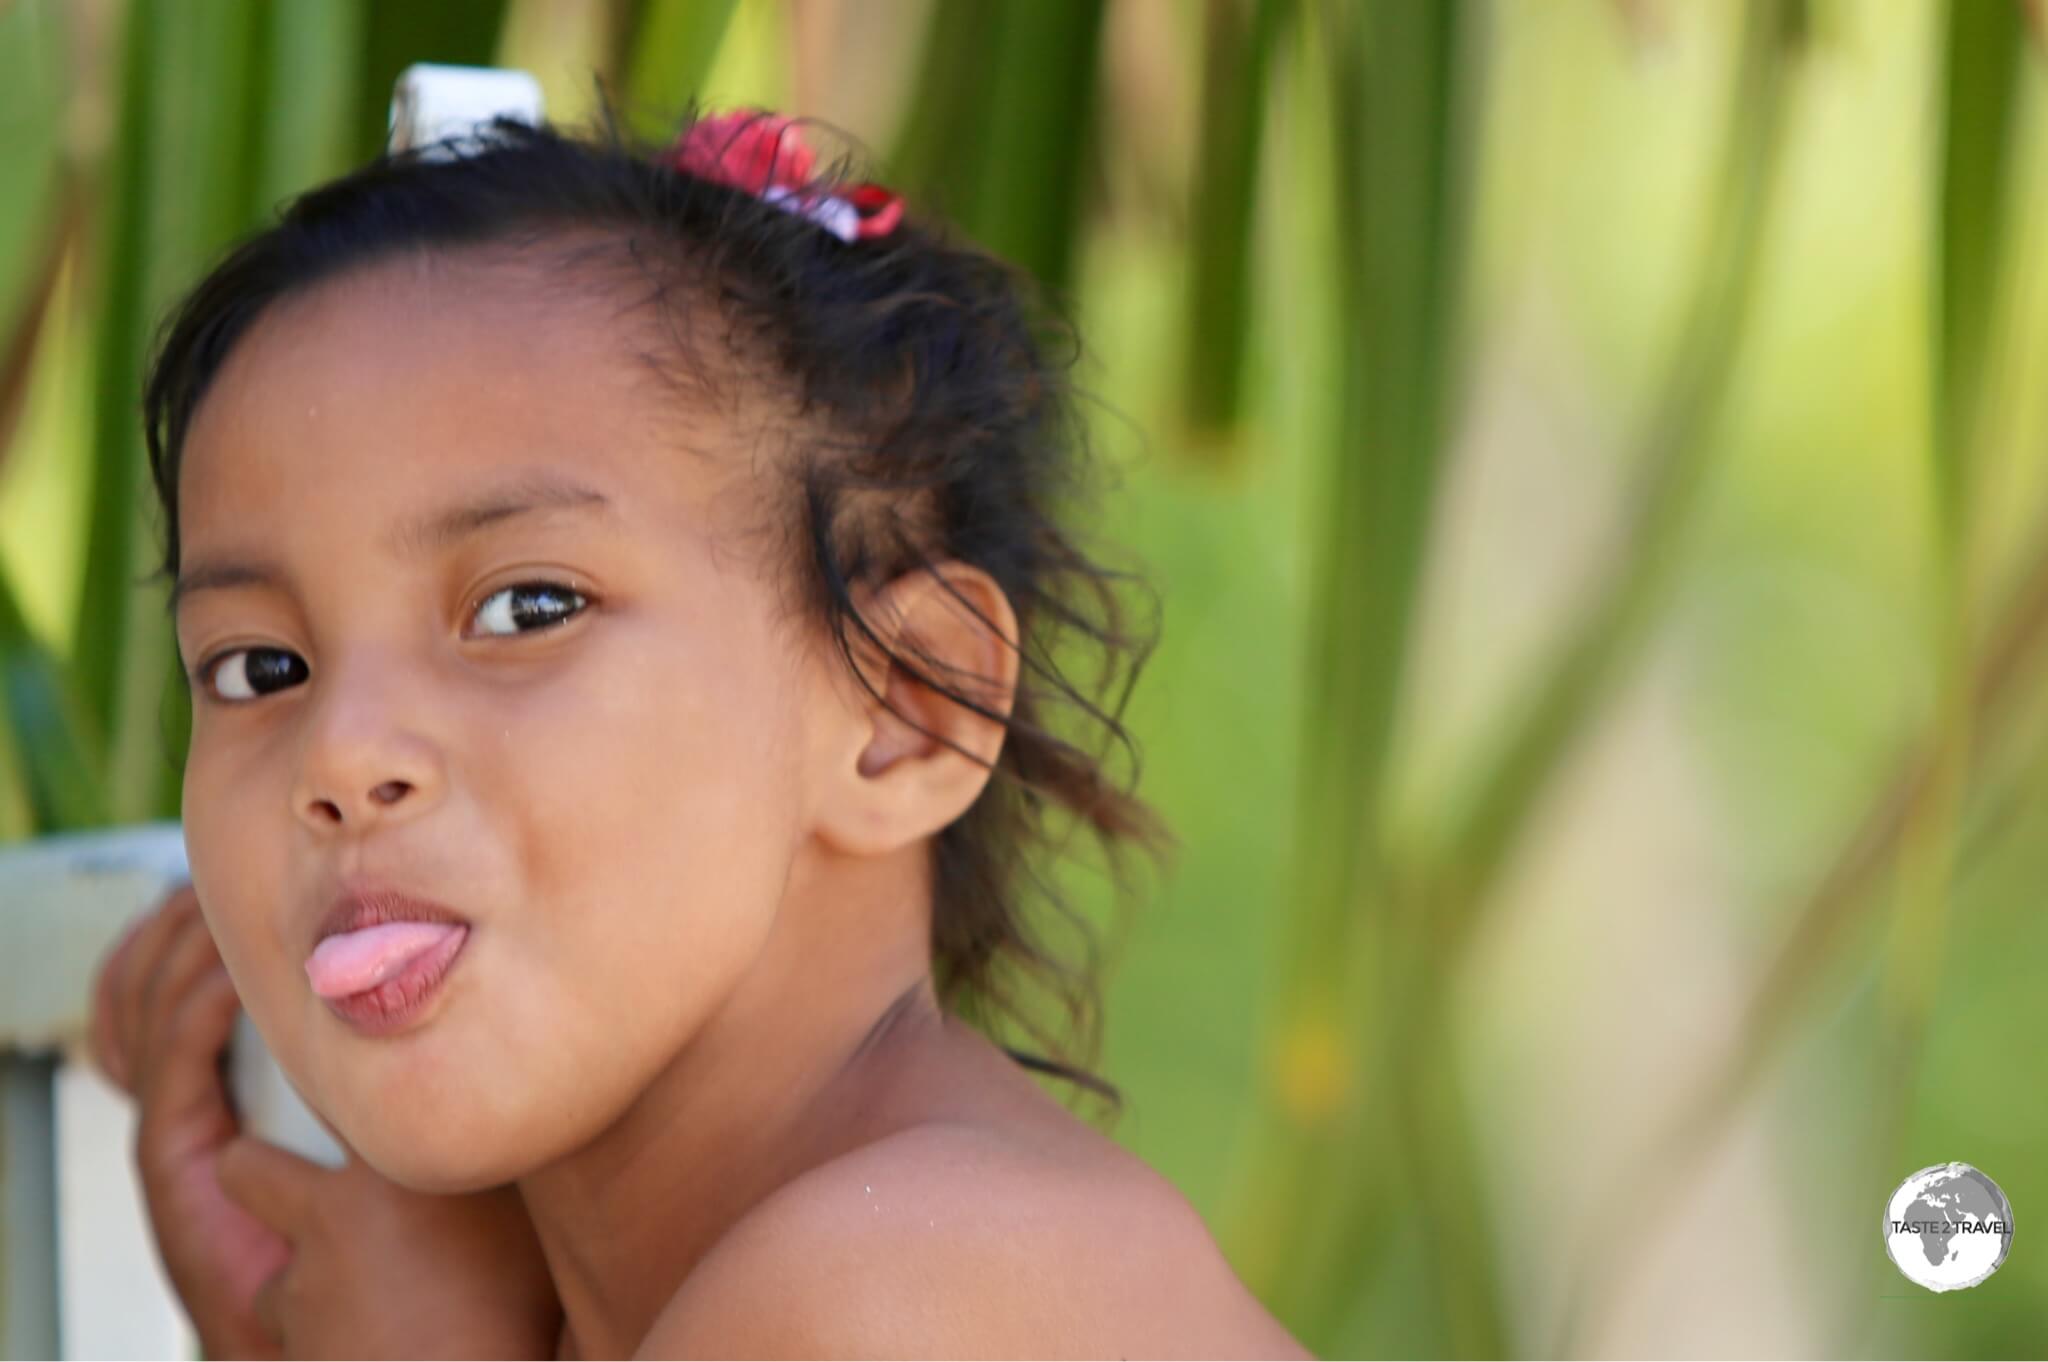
[{"left": 87, "top": 107, "right": 1309, "bottom": 1358}]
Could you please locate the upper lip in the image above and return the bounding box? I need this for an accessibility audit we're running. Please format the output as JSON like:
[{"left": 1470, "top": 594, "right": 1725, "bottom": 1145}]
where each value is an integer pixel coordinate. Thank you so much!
[{"left": 313, "top": 882, "right": 471, "bottom": 955}]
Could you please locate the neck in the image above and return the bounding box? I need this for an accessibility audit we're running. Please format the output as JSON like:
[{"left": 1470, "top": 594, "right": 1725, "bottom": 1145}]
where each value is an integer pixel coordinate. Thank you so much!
[{"left": 522, "top": 840, "right": 942, "bottom": 1361}]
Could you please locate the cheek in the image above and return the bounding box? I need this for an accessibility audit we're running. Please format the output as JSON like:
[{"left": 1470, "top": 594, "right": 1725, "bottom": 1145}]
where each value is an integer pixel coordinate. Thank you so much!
[
  {"left": 180, "top": 725, "right": 297, "bottom": 1009},
  {"left": 500, "top": 610, "right": 802, "bottom": 991}
]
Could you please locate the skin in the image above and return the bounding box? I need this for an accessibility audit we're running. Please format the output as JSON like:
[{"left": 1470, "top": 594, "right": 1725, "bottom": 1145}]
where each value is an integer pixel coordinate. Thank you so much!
[{"left": 165, "top": 246, "right": 1309, "bottom": 1358}]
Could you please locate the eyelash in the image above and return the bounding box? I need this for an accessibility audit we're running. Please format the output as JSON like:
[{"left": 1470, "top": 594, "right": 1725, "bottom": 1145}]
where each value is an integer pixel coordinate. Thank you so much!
[{"left": 193, "top": 580, "right": 591, "bottom": 706}]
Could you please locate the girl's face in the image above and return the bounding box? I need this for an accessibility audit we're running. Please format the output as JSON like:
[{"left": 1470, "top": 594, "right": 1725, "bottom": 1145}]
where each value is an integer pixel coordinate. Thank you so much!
[{"left": 173, "top": 255, "right": 822, "bottom": 1189}]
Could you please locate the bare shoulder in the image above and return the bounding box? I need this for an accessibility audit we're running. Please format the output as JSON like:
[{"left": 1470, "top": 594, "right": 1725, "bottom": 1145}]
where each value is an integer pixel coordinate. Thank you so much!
[{"left": 635, "top": 1120, "right": 1311, "bottom": 1359}]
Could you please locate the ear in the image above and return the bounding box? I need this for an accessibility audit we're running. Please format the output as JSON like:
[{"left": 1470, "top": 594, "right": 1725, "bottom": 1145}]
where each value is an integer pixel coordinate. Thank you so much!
[{"left": 811, "top": 560, "right": 1022, "bottom": 858}]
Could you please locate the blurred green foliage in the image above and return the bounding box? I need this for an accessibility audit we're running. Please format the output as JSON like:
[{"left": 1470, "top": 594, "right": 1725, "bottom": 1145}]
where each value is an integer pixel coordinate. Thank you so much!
[{"left": 4, "top": 0, "right": 2048, "bottom": 1355}]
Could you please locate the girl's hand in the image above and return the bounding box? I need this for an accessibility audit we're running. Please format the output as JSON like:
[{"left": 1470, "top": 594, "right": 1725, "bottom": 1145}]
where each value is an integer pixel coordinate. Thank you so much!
[
  {"left": 217, "top": 1139, "right": 562, "bottom": 1360},
  {"left": 90, "top": 884, "right": 563, "bottom": 1359},
  {"left": 88, "top": 883, "right": 291, "bottom": 1359}
]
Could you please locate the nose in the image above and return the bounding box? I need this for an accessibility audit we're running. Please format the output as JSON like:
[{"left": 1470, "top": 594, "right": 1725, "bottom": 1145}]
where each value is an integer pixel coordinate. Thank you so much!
[{"left": 291, "top": 654, "right": 445, "bottom": 832}]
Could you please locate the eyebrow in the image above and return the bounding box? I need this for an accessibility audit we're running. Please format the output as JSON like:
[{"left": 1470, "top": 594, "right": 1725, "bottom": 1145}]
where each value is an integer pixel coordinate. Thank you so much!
[{"left": 169, "top": 473, "right": 615, "bottom": 617}]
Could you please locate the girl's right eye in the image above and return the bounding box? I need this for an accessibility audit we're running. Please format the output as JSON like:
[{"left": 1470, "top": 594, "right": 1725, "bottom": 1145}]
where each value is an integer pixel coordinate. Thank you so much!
[{"left": 200, "top": 647, "right": 309, "bottom": 705}]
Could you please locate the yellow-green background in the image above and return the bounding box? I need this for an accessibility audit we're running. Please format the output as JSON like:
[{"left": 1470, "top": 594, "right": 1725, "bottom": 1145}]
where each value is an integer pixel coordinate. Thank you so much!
[{"left": 4, "top": 0, "right": 2047, "bottom": 1356}]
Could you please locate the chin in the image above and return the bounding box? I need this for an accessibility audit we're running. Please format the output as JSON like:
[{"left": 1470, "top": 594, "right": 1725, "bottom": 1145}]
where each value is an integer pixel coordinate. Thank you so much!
[
  {"left": 365, "top": 1147, "right": 508, "bottom": 1195},
  {"left": 333, "top": 1067, "right": 578, "bottom": 1193},
  {"left": 344, "top": 1116, "right": 525, "bottom": 1193}
]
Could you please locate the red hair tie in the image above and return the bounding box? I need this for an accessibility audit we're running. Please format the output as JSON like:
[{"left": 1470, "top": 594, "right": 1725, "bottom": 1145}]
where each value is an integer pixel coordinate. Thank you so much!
[{"left": 668, "top": 110, "right": 904, "bottom": 243}]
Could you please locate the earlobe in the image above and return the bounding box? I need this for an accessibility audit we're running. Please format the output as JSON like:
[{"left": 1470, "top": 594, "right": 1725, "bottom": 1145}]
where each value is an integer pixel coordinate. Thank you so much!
[{"left": 814, "top": 561, "right": 1021, "bottom": 858}]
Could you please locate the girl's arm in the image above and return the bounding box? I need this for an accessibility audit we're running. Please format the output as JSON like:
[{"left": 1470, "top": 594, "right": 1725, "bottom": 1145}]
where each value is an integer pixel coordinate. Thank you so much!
[{"left": 92, "top": 886, "right": 562, "bottom": 1358}]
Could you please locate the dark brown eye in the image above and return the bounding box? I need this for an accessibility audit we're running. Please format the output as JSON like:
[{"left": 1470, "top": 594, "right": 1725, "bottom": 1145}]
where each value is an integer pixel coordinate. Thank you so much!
[
  {"left": 471, "top": 581, "right": 588, "bottom": 637},
  {"left": 204, "top": 648, "right": 308, "bottom": 703}
]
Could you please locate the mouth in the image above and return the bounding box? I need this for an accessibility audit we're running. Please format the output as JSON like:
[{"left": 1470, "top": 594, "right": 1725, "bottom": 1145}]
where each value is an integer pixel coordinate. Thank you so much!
[{"left": 308, "top": 886, "right": 473, "bottom": 1038}]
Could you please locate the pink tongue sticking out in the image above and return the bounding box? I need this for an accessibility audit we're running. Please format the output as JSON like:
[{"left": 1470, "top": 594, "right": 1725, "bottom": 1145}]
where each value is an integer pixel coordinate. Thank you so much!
[{"left": 306, "top": 921, "right": 465, "bottom": 999}]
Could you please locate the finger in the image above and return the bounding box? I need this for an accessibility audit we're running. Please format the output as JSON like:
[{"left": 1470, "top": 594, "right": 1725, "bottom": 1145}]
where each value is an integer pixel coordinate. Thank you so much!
[
  {"left": 109, "top": 888, "right": 201, "bottom": 1085},
  {"left": 217, "top": 1135, "right": 328, "bottom": 1236},
  {"left": 131, "top": 913, "right": 227, "bottom": 1097},
  {"left": 99, "top": 896, "right": 185, "bottom": 1089},
  {"left": 134, "top": 966, "right": 243, "bottom": 1146},
  {"left": 131, "top": 911, "right": 224, "bottom": 1085},
  {"left": 89, "top": 915, "right": 148, "bottom": 1091},
  {"left": 250, "top": 1258, "right": 292, "bottom": 1350}
]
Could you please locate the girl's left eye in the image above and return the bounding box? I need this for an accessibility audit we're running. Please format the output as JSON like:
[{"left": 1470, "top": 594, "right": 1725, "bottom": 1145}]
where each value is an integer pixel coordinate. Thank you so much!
[{"left": 470, "top": 581, "right": 590, "bottom": 638}]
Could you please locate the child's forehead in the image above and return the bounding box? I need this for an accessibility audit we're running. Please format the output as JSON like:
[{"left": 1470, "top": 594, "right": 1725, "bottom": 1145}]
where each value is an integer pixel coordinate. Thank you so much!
[
  {"left": 223, "top": 251, "right": 635, "bottom": 389},
  {"left": 184, "top": 250, "right": 771, "bottom": 511}
]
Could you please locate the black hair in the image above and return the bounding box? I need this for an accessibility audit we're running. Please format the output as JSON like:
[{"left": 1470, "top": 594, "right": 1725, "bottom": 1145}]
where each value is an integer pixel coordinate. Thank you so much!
[{"left": 141, "top": 106, "right": 1175, "bottom": 1113}]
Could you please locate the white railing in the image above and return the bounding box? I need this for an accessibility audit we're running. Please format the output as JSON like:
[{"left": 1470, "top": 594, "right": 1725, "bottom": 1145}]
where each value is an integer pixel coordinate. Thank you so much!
[
  {"left": 2, "top": 824, "right": 342, "bottom": 1359},
  {"left": 2, "top": 823, "right": 198, "bottom": 1359}
]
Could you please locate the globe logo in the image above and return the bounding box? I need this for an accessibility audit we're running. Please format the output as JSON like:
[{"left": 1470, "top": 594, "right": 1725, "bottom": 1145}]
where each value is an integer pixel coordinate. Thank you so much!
[{"left": 1884, "top": 1163, "right": 2014, "bottom": 1292}]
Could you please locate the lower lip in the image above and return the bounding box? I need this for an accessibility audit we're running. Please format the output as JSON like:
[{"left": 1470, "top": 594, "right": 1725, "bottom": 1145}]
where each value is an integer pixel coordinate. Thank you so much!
[{"left": 320, "top": 925, "right": 471, "bottom": 1037}]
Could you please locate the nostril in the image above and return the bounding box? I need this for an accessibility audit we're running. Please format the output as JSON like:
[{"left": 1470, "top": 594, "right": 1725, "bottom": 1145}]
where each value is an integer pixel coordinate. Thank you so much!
[
  {"left": 313, "top": 798, "right": 343, "bottom": 823},
  {"left": 370, "top": 780, "right": 411, "bottom": 806}
]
